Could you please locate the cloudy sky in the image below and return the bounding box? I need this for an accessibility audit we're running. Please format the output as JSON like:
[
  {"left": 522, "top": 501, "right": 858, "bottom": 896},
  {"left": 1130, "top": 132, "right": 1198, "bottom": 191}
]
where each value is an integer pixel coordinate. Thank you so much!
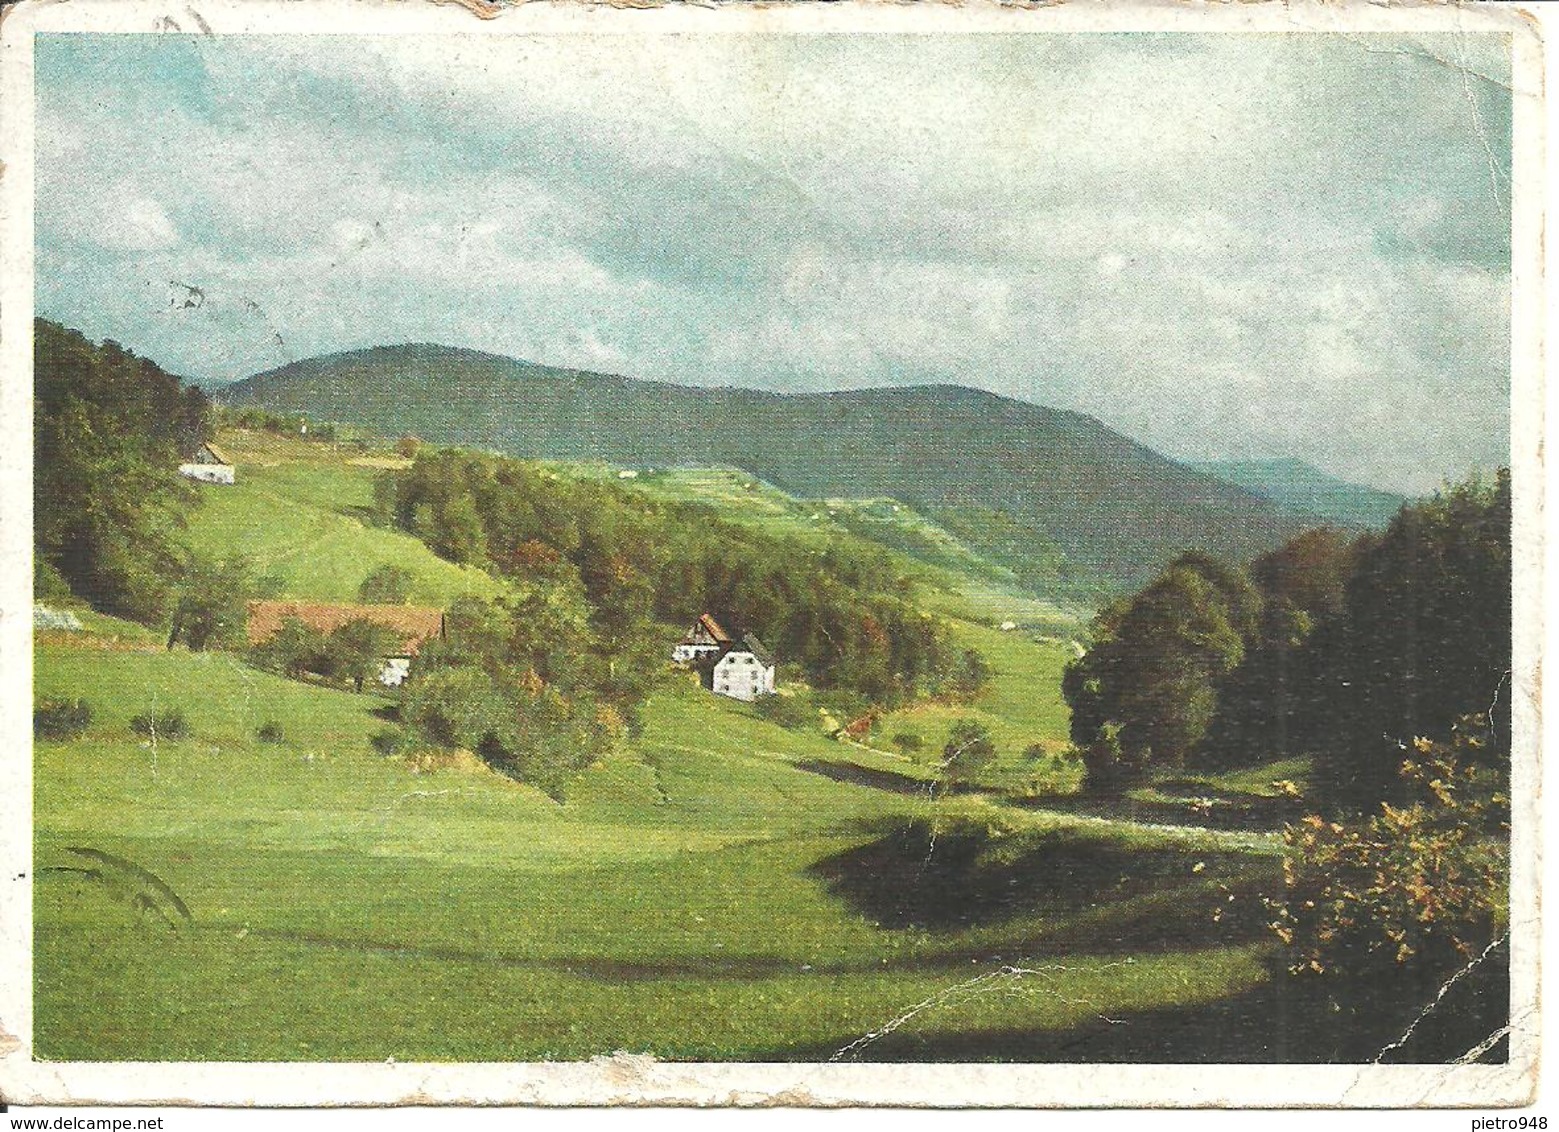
[{"left": 35, "top": 31, "right": 1511, "bottom": 493}]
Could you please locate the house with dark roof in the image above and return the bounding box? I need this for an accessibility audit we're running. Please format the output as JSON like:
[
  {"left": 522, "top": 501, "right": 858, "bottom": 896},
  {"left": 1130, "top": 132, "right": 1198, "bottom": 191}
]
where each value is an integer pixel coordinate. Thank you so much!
[
  {"left": 179, "top": 441, "right": 234, "bottom": 485},
  {"left": 673, "top": 614, "right": 778, "bottom": 700},
  {"left": 246, "top": 600, "right": 445, "bottom": 687},
  {"left": 703, "top": 632, "right": 777, "bottom": 702}
]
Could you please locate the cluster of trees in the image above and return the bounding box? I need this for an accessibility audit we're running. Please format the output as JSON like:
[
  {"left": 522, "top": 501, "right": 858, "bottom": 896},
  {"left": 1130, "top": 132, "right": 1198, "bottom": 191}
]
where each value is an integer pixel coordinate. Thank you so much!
[
  {"left": 377, "top": 450, "right": 981, "bottom": 705},
  {"left": 35, "top": 320, "right": 212, "bottom": 622},
  {"left": 249, "top": 616, "right": 404, "bottom": 692},
  {"left": 397, "top": 596, "right": 630, "bottom": 799},
  {"left": 1064, "top": 471, "right": 1510, "bottom": 812},
  {"left": 1065, "top": 473, "right": 1511, "bottom": 1039},
  {"left": 220, "top": 404, "right": 337, "bottom": 442}
]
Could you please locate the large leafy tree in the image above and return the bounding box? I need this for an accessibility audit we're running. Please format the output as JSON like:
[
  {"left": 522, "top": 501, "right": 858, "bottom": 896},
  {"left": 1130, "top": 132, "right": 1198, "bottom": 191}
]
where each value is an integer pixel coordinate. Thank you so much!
[
  {"left": 34, "top": 320, "right": 212, "bottom": 622},
  {"left": 166, "top": 554, "right": 253, "bottom": 651},
  {"left": 1064, "top": 552, "right": 1260, "bottom": 791},
  {"left": 1197, "top": 528, "right": 1360, "bottom": 769},
  {"left": 1307, "top": 472, "right": 1511, "bottom": 812},
  {"left": 329, "top": 619, "right": 404, "bottom": 692}
]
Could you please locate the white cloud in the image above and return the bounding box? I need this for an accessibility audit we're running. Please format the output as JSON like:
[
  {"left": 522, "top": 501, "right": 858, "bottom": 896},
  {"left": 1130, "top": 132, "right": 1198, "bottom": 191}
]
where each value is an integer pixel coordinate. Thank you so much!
[{"left": 33, "top": 32, "right": 1512, "bottom": 494}]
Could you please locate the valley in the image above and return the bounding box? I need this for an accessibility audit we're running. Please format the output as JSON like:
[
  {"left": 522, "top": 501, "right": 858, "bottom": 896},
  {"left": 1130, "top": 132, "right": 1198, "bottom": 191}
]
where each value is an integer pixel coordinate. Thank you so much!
[{"left": 34, "top": 425, "right": 1301, "bottom": 1062}]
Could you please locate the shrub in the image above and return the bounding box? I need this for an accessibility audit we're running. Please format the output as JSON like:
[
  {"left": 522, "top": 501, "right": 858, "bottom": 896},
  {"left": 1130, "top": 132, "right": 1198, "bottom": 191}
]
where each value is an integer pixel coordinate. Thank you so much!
[
  {"left": 358, "top": 564, "right": 413, "bottom": 605},
  {"left": 1271, "top": 717, "right": 1507, "bottom": 983},
  {"left": 941, "top": 719, "right": 997, "bottom": 789},
  {"left": 250, "top": 616, "right": 331, "bottom": 680},
  {"left": 1268, "top": 715, "right": 1508, "bottom": 1058},
  {"left": 369, "top": 727, "right": 406, "bottom": 756},
  {"left": 753, "top": 691, "right": 812, "bottom": 730},
  {"left": 892, "top": 730, "right": 925, "bottom": 756},
  {"left": 1022, "top": 742, "right": 1047, "bottom": 762},
  {"left": 256, "top": 721, "right": 285, "bottom": 744},
  {"left": 34, "top": 697, "right": 91, "bottom": 740},
  {"left": 130, "top": 708, "right": 190, "bottom": 740},
  {"left": 817, "top": 689, "right": 871, "bottom": 729}
]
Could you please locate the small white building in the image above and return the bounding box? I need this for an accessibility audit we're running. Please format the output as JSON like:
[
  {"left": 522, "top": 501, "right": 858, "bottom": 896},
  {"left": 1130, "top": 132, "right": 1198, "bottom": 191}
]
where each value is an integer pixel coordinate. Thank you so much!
[
  {"left": 672, "top": 613, "right": 734, "bottom": 665},
  {"left": 179, "top": 442, "right": 235, "bottom": 485},
  {"left": 706, "top": 634, "right": 777, "bottom": 702},
  {"left": 378, "top": 656, "right": 414, "bottom": 687}
]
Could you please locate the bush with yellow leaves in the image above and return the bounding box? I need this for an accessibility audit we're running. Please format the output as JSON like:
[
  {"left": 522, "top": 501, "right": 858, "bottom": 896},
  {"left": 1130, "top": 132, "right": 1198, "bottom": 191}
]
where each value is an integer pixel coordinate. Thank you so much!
[{"left": 1270, "top": 715, "right": 1508, "bottom": 984}]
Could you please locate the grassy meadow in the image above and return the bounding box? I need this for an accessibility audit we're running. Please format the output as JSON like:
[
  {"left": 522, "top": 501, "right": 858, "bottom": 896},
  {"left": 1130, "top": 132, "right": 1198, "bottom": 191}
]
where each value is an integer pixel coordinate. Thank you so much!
[
  {"left": 180, "top": 429, "right": 503, "bottom": 606},
  {"left": 34, "top": 431, "right": 1299, "bottom": 1062}
]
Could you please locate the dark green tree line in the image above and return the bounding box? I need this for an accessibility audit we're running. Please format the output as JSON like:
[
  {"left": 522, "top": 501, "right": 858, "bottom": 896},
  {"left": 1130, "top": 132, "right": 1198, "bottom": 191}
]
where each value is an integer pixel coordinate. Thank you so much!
[
  {"left": 379, "top": 449, "right": 977, "bottom": 705},
  {"left": 35, "top": 320, "right": 213, "bottom": 622},
  {"left": 1063, "top": 471, "right": 1510, "bottom": 811}
]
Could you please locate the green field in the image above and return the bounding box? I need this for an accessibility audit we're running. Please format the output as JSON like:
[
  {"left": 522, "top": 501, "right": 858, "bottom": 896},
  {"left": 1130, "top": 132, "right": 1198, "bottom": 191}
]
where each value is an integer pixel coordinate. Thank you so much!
[
  {"left": 179, "top": 429, "right": 502, "bottom": 606},
  {"left": 34, "top": 432, "right": 1292, "bottom": 1062}
]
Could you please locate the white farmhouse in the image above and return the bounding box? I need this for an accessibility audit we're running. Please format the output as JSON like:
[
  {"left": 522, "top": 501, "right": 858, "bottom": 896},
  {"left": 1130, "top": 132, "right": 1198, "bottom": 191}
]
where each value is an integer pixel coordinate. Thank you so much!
[
  {"left": 705, "top": 633, "right": 776, "bottom": 702},
  {"left": 179, "top": 442, "right": 235, "bottom": 485}
]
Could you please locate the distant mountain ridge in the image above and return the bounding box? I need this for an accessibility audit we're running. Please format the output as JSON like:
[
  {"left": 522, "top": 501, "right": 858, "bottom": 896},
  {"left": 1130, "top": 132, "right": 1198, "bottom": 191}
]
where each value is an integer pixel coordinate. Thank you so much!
[
  {"left": 1187, "top": 458, "right": 1407, "bottom": 530},
  {"left": 220, "top": 343, "right": 1312, "bottom": 592}
]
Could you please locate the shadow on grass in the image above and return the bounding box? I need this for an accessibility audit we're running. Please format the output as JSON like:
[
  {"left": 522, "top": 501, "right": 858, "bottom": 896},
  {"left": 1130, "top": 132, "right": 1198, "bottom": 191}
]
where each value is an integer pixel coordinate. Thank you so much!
[
  {"left": 221, "top": 925, "right": 804, "bottom": 981},
  {"left": 793, "top": 758, "right": 1004, "bottom": 798},
  {"left": 809, "top": 819, "right": 1274, "bottom": 936},
  {"left": 795, "top": 757, "right": 1298, "bottom": 833},
  {"left": 760, "top": 940, "right": 1511, "bottom": 1064},
  {"left": 1012, "top": 788, "right": 1305, "bottom": 833},
  {"left": 794, "top": 759, "right": 934, "bottom": 796}
]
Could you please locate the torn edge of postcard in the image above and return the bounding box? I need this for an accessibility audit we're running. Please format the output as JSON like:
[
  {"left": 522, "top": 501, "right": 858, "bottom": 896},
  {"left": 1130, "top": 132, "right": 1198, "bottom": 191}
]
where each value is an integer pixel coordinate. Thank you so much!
[{"left": 0, "top": 0, "right": 1544, "bottom": 1109}]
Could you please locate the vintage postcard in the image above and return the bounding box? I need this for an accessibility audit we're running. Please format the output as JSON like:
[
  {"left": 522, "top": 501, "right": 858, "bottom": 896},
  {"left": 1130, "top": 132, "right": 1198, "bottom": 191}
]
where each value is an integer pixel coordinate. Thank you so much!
[{"left": 0, "top": 0, "right": 1543, "bottom": 1110}]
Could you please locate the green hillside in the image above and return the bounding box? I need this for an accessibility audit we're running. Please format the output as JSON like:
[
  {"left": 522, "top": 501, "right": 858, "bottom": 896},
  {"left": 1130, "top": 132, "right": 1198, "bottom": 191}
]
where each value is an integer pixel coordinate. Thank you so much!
[
  {"left": 33, "top": 430, "right": 1313, "bottom": 1061},
  {"left": 561, "top": 463, "right": 1087, "bottom": 632},
  {"left": 1188, "top": 458, "right": 1407, "bottom": 530},
  {"left": 179, "top": 429, "right": 501, "bottom": 605},
  {"left": 218, "top": 343, "right": 1310, "bottom": 593},
  {"left": 35, "top": 633, "right": 1284, "bottom": 1061}
]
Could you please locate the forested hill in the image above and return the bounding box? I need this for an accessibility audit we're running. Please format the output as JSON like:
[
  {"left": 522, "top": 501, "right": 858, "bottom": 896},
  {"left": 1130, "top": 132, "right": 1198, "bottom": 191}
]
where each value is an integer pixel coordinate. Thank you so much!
[{"left": 221, "top": 343, "right": 1308, "bottom": 590}]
